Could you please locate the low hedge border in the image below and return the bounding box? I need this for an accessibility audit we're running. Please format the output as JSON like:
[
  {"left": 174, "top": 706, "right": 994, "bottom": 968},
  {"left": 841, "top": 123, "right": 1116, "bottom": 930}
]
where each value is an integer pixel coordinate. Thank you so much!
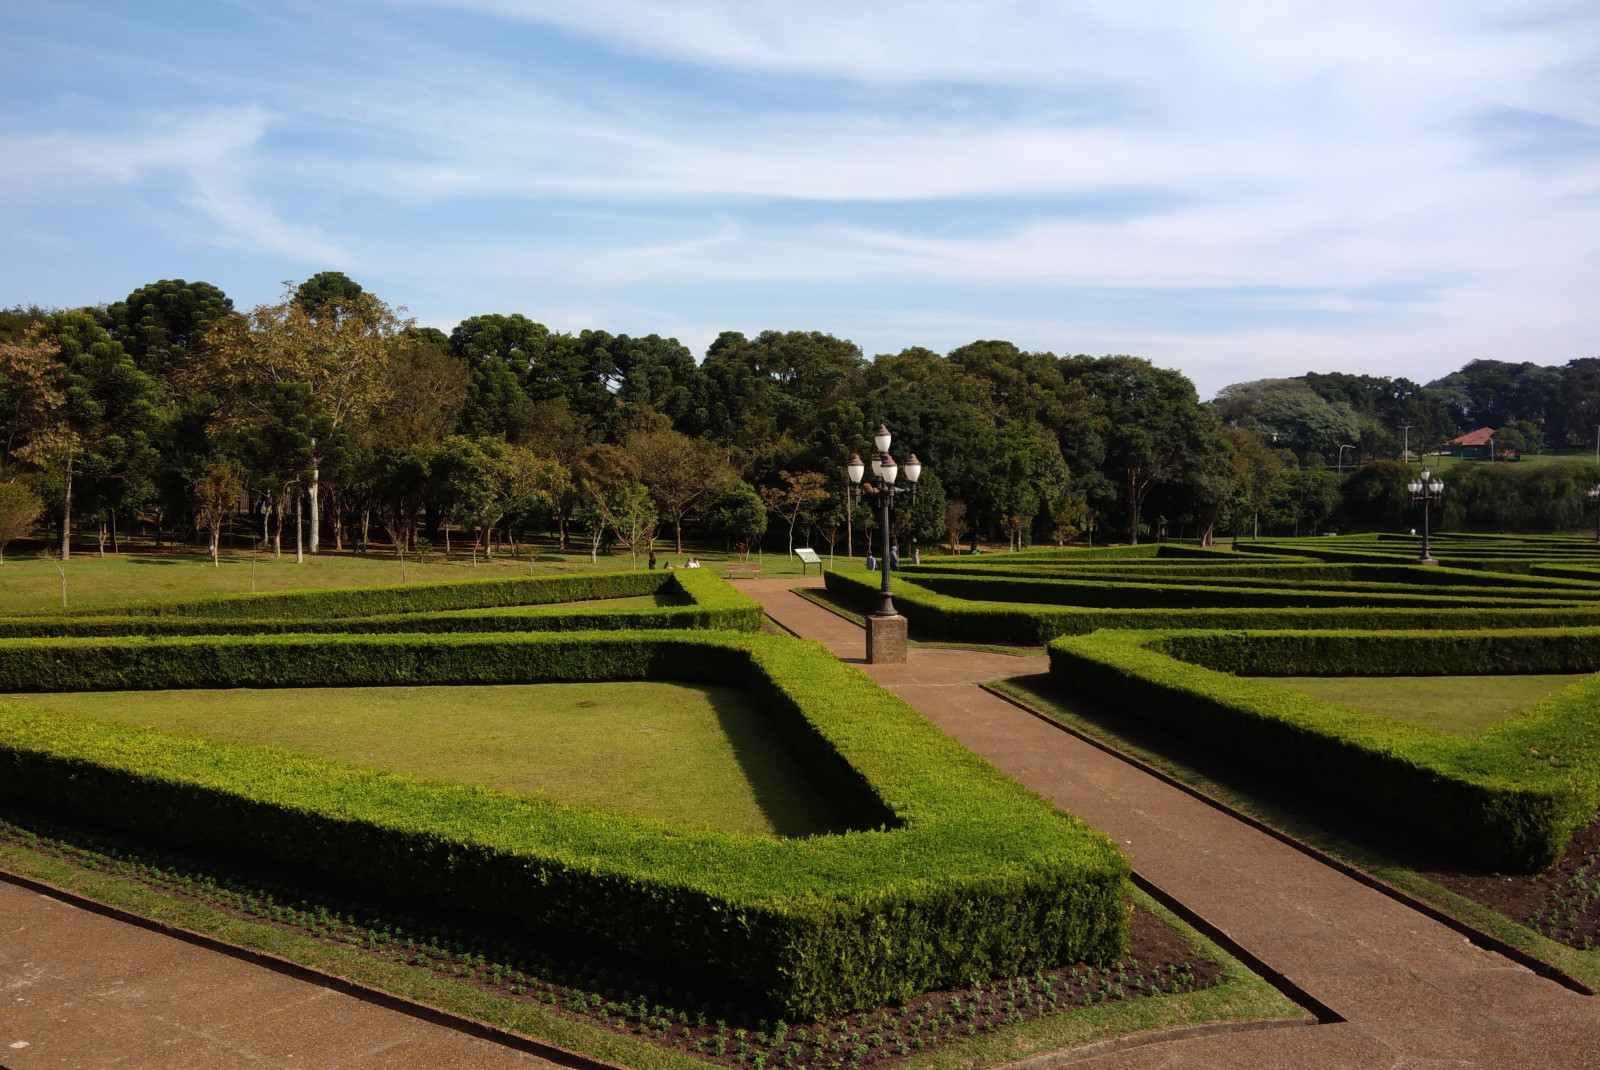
[
  {"left": 906, "top": 561, "right": 1600, "bottom": 594},
  {"left": 823, "top": 569, "right": 1600, "bottom": 642},
  {"left": 1045, "top": 627, "right": 1600, "bottom": 872},
  {"left": 904, "top": 574, "right": 1587, "bottom": 611},
  {"left": 0, "top": 569, "right": 764, "bottom": 638},
  {"left": 62, "top": 568, "right": 671, "bottom": 619},
  {"left": 0, "top": 629, "right": 1129, "bottom": 1018}
]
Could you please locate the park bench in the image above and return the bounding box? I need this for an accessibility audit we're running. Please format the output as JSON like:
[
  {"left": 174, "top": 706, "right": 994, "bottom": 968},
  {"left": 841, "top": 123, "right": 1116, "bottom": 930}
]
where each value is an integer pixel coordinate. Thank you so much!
[{"left": 724, "top": 562, "right": 762, "bottom": 579}]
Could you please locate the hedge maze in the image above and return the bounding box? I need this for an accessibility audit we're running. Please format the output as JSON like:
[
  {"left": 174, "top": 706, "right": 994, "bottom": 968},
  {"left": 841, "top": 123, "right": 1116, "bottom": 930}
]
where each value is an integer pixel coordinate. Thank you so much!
[
  {"left": 826, "top": 533, "right": 1600, "bottom": 642},
  {"left": 0, "top": 567, "right": 1133, "bottom": 1024},
  {"left": 827, "top": 533, "right": 1600, "bottom": 879}
]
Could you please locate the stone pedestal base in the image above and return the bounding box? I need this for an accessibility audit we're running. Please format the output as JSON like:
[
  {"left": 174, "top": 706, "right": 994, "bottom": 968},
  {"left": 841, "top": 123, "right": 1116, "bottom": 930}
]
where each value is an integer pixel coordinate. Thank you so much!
[{"left": 866, "top": 614, "right": 908, "bottom": 664}]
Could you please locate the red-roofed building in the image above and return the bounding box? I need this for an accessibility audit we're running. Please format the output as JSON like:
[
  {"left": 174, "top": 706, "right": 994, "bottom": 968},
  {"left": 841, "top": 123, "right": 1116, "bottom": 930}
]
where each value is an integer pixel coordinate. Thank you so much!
[{"left": 1446, "top": 427, "right": 1503, "bottom": 460}]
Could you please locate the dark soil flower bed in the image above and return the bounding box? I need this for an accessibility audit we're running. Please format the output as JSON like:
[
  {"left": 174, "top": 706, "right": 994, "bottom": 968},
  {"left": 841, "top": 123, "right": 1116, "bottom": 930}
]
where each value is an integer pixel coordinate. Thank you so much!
[
  {"left": 0, "top": 808, "right": 1217, "bottom": 1068},
  {"left": 1422, "top": 813, "right": 1600, "bottom": 952}
]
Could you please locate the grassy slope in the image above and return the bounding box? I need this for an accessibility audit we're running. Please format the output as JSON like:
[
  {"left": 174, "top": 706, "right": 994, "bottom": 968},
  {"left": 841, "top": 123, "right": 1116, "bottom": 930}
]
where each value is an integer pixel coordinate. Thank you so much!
[
  {"left": 4, "top": 682, "right": 848, "bottom": 838},
  {"left": 988, "top": 675, "right": 1600, "bottom": 990},
  {"left": 1251, "top": 674, "right": 1589, "bottom": 736},
  {"left": 0, "top": 545, "right": 819, "bottom": 615}
]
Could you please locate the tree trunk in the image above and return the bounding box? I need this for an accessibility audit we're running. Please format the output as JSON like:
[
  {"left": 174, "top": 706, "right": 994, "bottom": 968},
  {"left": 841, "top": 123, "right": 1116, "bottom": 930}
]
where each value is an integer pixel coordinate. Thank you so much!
[
  {"left": 1126, "top": 471, "right": 1140, "bottom": 545},
  {"left": 361, "top": 508, "right": 371, "bottom": 550},
  {"left": 109, "top": 510, "right": 119, "bottom": 554},
  {"left": 845, "top": 486, "right": 853, "bottom": 558},
  {"left": 309, "top": 455, "right": 320, "bottom": 554},
  {"left": 674, "top": 517, "right": 684, "bottom": 554},
  {"left": 210, "top": 527, "right": 220, "bottom": 566},
  {"left": 273, "top": 496, "right": 283, "bottom": 557},
  {"left": 295, "top": 485, "right": 304, "bottom": 563},
  {"left": 61, "top": 455, "right": 72, "bottom": 560}
]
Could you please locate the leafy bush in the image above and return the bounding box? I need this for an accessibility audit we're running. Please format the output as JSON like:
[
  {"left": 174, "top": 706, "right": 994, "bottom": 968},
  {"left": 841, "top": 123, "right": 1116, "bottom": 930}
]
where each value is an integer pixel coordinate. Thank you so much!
[
  {"left": 1047, "top": 627, "right": 1600, "bottom": 872},
  {"left": 0, "top": 630, "right": 1129, "bottom": 1018}
]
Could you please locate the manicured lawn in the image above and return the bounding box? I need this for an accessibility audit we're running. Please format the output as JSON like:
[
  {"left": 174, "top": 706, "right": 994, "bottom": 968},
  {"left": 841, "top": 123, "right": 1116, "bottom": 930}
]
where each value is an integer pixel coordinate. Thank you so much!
[
  {"left": 0, "top": 545, "right": 815, "bottom": 615},
  {"left": 4, "top": 682, "right": 847, "bottom": 837},
  {"left": 1252, "top": 674, "right": 1590, "bottom": 736}
]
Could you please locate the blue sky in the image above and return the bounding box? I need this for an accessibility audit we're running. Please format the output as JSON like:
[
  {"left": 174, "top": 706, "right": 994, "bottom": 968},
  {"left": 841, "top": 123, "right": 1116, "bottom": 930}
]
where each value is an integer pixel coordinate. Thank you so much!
[{"left": 3, "top": 1, "right": 1598, "bottom": 397}]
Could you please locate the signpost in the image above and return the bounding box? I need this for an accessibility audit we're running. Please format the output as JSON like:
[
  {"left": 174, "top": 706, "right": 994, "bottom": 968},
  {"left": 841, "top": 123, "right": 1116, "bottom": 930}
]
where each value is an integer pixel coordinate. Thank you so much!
[{"left": 795, "top": 547, "right": 822, "bottom": 575}]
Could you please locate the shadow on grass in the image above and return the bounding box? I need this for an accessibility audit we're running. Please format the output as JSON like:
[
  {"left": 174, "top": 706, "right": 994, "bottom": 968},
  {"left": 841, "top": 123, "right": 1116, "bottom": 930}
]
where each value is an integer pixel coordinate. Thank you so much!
[{"left": 706, "top": 688, "right": 860, "bottom": 839}]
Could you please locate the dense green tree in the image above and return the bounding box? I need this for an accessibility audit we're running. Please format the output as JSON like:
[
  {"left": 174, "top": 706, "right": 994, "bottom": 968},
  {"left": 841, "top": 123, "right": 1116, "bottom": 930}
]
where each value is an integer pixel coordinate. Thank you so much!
[
  {"left": 108, "top": 279, "right": 233, "bottom": 376},
  {"left": 704, "top": 480, "right": 767, "bottom": 556},
  {"left": 1072, "top": 356, "right": 1214, "bottom": 543},
  {"left": 294, "top": 271, "right": 365, "bottom": 319},
  {"left": 1211, "top": 378, "right": 1360, "bottom": 463}
]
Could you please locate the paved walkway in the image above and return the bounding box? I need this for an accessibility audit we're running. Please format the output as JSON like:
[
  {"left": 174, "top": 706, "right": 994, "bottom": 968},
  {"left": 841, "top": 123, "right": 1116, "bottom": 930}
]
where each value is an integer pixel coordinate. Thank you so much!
[
  {"left": 741, "top": 577, "right": 1600, "bottom": 1069},
  {"left": 0, "top": 881, "right": 549, "bottom": 1069}
]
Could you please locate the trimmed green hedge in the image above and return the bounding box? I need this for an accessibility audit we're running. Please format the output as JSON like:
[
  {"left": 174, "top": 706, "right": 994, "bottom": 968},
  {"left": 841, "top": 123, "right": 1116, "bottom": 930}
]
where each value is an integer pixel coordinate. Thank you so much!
[
  {"left": 71, "top": 568, "right": 672, "bottom": 619},
  {"left": 0, "top": 630, "right": 1129, "bottom": 1017},
  {"left": 1046, "top": 627, "right": 1600, "bottom": 872},
  {"left": 0, "top": 569, "right": 764, "bottom": 638},
  {"left": 823, "top": 568, "right": 1600, "bottom": 642},
  {"left": 905, "top": 573, "right": 1584, "bottom": 610}
]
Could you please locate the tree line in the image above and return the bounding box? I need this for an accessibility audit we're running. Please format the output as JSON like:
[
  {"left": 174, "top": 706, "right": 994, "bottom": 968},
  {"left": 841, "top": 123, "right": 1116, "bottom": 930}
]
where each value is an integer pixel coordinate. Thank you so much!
[{"left": 3, "top": 273, "right": 1598, "bottom": 565}]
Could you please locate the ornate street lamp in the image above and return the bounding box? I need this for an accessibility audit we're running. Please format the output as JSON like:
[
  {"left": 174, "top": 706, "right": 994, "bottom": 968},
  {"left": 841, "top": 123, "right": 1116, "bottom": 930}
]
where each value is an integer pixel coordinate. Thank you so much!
[
  {"left": 1588, "top": 483, "right": 1600, "bottom": 542},
  {"left": 846, "top": 425, "right": 926, "bottom": 662},
  {"left": 1407, "top": 467, "right": 1445, "bottom": 566}
]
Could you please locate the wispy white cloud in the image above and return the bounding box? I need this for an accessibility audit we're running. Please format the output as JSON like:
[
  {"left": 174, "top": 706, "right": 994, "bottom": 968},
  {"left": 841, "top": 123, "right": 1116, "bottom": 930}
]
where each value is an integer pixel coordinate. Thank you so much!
[
  {"left": 0, "top": 105, "right": 346, "bottom": 262},
  {"left": 2, "top": 0, "right": 1598, "bottom": 390}
]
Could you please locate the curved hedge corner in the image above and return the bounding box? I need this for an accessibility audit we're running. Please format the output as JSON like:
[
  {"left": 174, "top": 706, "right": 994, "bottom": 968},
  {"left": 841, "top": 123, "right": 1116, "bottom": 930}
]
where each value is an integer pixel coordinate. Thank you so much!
[
  {"left": 0, "top": 568, "right": 764, "bottom": 638},
  {"left": 1047, "top": 627, "right": 1600, "bottom": 873},
  {"left": 0, "top": 630, "right": 1128, "bottom": 1019}
]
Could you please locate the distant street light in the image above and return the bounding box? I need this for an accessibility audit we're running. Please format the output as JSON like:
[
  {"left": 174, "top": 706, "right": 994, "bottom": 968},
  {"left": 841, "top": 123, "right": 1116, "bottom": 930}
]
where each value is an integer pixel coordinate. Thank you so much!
[
  {"left": 1407, "top": 467, "right": 1445, "bottom": 566},
  {"left": 1588, "top": 484, "right": 1600, "bottom": 542},
  {"left": 1338, "top": 444, "right": 1355, "bottom": 473},
  {"left": 847, "top": 425, "right": 924, "bottom": 618}
]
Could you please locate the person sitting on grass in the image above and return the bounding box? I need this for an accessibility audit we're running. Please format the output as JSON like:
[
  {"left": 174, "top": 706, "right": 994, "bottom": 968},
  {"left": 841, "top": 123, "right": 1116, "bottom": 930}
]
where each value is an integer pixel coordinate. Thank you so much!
[{"left": 687, "top": 557, "right": 701, "bottom": 568}]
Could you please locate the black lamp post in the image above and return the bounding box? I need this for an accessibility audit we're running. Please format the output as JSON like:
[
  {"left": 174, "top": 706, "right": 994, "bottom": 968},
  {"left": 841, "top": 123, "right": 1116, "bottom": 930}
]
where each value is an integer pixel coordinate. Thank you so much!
[
  {"left": 1407, "top": 467, "right": 1445, "bottom": 566},
  {"left": 847, "top": 425, "right": 923, "bottom": 618},
  {"left": 1588, "top": 483, "right": 1600, "bottom": 542}
]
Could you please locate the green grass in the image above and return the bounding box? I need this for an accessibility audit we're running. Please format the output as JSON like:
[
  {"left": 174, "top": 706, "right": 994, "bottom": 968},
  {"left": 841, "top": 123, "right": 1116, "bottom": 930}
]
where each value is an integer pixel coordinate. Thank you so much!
[
  {"left": 3, "top": 682, "right": 847, "bottom": 837},
  {"left": 0, "top": 544, "right": 820, "bottom": 615},
  {"left": 1251, "top": 674, "right": 1589, "bottom": 736},
  {"left": 1425, "top": 452, "right": 1599, "bottom": 472}
]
